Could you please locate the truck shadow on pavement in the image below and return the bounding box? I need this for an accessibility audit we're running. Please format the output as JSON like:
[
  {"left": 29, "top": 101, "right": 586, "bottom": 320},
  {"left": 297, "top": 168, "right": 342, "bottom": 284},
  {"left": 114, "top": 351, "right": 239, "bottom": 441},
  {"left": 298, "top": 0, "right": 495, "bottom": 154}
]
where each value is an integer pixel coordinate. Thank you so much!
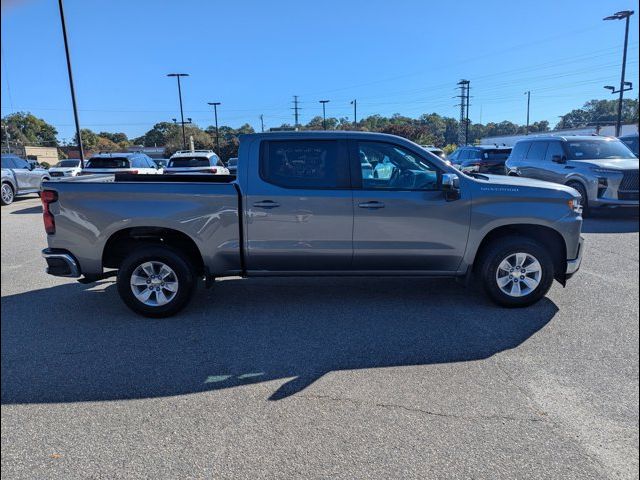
[
  {"left": 581, "top": 214, "right": 639, "bottom": 234},
  {"left": 1, "top": 277, "right": 558, "bottom": 404}
]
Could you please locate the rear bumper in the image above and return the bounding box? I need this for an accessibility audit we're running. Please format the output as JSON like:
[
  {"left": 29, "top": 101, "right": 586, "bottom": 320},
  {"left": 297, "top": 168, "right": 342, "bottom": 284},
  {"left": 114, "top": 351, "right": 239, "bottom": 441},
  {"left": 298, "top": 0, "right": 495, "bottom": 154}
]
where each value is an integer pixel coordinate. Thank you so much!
[
  {"left": 42, "top": 248, "right": 81, "bottom": 277},
  {"left": 565, "top": 236, "right": 584, "bottom": 279}
]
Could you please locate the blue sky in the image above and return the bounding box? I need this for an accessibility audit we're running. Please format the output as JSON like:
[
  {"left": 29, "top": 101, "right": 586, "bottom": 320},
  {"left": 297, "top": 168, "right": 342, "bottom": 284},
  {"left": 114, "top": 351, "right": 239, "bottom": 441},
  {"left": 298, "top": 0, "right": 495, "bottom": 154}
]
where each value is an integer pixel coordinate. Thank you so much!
[{"left": 1, "top": 0, "right": 639, "bottom": 141}]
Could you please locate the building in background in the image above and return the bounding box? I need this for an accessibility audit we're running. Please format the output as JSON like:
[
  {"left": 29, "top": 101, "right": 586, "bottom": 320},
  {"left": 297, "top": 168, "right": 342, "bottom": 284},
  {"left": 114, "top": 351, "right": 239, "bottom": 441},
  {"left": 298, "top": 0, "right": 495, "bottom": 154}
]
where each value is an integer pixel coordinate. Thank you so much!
[
  {"left": 481, "top": 123, "right": 639, "bottom": 146},
  {"left": 0, "top": 145, "right": 59, "bottom": 165}
]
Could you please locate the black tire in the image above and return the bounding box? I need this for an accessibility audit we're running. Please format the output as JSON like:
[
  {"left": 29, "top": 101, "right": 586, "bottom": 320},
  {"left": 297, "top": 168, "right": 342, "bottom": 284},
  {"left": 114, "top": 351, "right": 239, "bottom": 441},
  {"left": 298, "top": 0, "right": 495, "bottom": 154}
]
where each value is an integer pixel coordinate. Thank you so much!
[
  {"left": 116, "top": 245, "right": 197, "bottom": 318},
  {"left": 567, "top": 181, "right": 589, "bottom": 216},
  {"left": 1, "top": 182, "right": 15, "bottom": 206},
  {"left": 479, "top": 236, "right": 555, "bottom": 308}
]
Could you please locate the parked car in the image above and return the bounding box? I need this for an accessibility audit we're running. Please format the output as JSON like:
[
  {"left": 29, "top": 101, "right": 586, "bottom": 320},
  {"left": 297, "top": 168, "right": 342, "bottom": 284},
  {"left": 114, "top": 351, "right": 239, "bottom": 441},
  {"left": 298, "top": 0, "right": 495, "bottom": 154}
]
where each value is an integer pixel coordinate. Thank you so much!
[
  {"left": 1, "top": 154, "right": 50, "bottom": 205},
  {"left": 421, "top": 145, "right": 446, "bottom": 160},
  {"left": 619, "top": 133, "right": 639, "bottom": 157},
  {"left": 164, "top": 150, "right": 229, "bottom": 175},
  {"left": 226, "top": 157, "right": 238, "bottom": 175},
  {"left": 448, "top": 145, "right": 512, "bottom": 174},
  {"left": 41, "top": 131, "right": 583, "bottom": 317},
  {"left": 48, "top": 159, "right": 82, "bottom": 178},
  {"left": 81, "top": 152, "right": 162, "bottom": 175},
  {"left": 505, "top": 135, "right": 639, "bottom": 213},
  {"left": 153, "top": 158, "right": 169, "bottom": 169}
]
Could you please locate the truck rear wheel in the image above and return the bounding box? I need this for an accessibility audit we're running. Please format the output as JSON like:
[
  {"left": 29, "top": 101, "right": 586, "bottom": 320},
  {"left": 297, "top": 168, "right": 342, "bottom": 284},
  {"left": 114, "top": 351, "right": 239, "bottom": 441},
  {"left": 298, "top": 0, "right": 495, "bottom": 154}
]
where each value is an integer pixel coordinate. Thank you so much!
[
  {"left": 117, "top": 245, "right": 196, "bottom": 318},
  {"left": 479, "top": 236, "right": 554, "bottom": 308}
]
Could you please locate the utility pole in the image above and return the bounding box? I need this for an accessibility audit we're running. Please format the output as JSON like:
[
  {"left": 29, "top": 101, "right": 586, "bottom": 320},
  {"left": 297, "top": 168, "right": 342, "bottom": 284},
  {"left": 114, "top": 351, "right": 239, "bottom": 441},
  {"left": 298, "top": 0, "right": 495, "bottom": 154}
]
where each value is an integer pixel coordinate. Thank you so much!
[
  {"left": 292, "top": 95, "right": 300, "bottom": 129},
  {"left": 456, "top": 80, "right": 470, "bottom": 146},
  {"left": 524, "top": 91, "right": 531, "bottom": 135},
  {"left": 351, "top": 99, "right": 357, "bottom": 126},
  {"left": 604, "top": 10, "right": 634, "bottom": 136},
  {"left": 57, "top": 0, "right": 85, "bottom": 167},
  {"left": 319, "top": 100, "right": 330, "bottom": 130},
  {"left": 2, "top": 125, "right": 10, "bottom": 152},
  {"left": 167, "top": 73, "right": 189, "bottom": 149},
  {"left": 207, "top": 102, "right": 221, "bottom": 157},
  {"left": 259, "top": 114, "right": 264, "bottom": 133}
]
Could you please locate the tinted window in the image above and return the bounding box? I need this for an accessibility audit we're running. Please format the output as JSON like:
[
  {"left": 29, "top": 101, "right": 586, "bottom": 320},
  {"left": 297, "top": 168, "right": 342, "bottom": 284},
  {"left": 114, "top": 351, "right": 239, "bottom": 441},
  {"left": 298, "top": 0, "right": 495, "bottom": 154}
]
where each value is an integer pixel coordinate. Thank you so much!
[
  {"left": 544, "top": 141, "right": 565, "bottom": 162},
  {"left": 260, "top": 140, "right": 348, "bottom": 189},
  {"left": 58, "top": 160, "right": 81, "bottom": 168},
  {"left": 360, "top": 141, "right": 438, "bottom": 190},
  {"left": 86, "top": 157, "right": 130, "bottom": 169},
  {"left": 510, "top": 142, "right": 531, "bottom": 161},
  {"left": 168, "top": 156, "right": 210, "bottom": 168},
  {"left": 227, "top": 158, "right": 238, "bottom": 167},
  {"left": 480, "top": 149, "right": 511, "bottom": 160},
  {"left": 526, "top": 142, "right": 548, "bottom": 161},
  {"left": 459, "top": 149, "right": 471, "bottom": 160},
  {"left": 12, "top": 158, "right": 29, "bottom": 169},
  {"left": 1, "top": 156, "right": 16, "bottom": 168},
  {"left": 469, "top": 149, "right": 482, "bottom": 159},
  {"left": 566, "top": 139, "right": 637, "bottom": 160},
  {"left": 448, "top": 150, "right": 460, "bottom": 161},
  {"left": 620, "top": 137, "right": 639, "bottom": 156}
]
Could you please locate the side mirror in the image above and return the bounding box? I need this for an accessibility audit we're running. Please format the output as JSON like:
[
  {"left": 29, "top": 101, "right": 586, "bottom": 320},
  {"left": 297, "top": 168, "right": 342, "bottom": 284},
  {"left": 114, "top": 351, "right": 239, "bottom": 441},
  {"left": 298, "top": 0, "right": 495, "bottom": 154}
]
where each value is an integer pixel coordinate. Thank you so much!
[
  {"left": 552, "top": 154, "right": 567, "bottom": 164},
  {"left": 442, "top": 173, "right": 461, "bottom": 201}
]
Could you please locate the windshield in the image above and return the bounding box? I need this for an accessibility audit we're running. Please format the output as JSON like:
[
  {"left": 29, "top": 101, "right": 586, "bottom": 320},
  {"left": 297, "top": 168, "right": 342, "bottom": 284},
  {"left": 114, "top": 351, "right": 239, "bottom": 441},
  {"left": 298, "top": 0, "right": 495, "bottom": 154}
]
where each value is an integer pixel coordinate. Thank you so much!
[
  {"left": 58, "top": 160, "right": 81, "bottom": 168},
  {"left": 227, "top": 158, "right": 237, "bottom": 166},
  {"left": 565, "top": 140, "right": 637, "bottom": 160},
  {"left": 86, "top": 157, "right": 130, "bottom": 169},
  {"left": 168, "top": 157, "right": 210, "bottom": 168}
]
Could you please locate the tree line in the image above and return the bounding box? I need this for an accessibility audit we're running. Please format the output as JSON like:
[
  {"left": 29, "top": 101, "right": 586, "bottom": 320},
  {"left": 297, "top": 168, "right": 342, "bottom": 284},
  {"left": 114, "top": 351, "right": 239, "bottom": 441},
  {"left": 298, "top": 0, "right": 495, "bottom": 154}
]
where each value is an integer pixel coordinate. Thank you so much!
[{"left": 1, "top": 98, "right": 637, "bottom": 160}]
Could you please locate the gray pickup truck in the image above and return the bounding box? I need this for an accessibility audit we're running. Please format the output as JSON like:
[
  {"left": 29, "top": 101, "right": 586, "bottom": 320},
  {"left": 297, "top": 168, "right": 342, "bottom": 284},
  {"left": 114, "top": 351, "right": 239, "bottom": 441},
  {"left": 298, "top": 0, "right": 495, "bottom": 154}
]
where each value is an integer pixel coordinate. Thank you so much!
[{"left": 41, "top": 132, "right": 584, "bottom": 317}]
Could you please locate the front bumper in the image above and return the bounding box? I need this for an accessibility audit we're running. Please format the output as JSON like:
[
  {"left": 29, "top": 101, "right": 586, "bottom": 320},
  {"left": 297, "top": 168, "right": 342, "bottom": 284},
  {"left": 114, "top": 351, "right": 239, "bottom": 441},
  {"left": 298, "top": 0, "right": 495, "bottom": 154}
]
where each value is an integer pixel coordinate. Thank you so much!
[
  {"left": 565, "top": 236, "right": 584, "bottom": 279},
  {"left": 42, "top": 248, "right": 81, "bottom": 277}
]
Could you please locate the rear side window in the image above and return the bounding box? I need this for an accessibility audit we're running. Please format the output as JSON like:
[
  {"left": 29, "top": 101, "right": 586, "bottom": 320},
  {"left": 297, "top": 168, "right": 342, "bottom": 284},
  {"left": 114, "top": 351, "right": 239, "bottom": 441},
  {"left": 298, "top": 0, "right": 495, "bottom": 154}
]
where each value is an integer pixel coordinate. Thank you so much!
[
  {"left": 260, "top": 140, "right": 349, "bottom": 189},
  {"left": 168, "top": 156, "right": 210, "bottom": 168},
  {"left": 510, "top": 142, "right": 531, "bottom": 161},
  {"left": 86, "top": 157, "right": 130, "bottom": 169},
  {"left": 525, "top": 142, "right": 548, "bottom": 161}
]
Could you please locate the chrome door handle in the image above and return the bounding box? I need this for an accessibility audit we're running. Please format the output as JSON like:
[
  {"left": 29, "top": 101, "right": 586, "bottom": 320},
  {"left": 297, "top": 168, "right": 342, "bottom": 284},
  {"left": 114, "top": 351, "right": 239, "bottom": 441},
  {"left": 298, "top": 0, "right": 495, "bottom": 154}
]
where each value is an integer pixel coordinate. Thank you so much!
[
  {"left": 253, "top": 200, "right": 280, "bottom": 209},
  {"left": 358, "top": 201, "right": 385, "bottom": 209}
]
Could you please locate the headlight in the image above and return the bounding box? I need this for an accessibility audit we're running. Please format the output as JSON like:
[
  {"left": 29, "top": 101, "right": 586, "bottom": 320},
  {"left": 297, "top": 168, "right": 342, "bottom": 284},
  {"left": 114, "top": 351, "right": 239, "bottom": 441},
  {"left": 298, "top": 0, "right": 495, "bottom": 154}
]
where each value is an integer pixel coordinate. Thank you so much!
[{"left": 590, "top": 167, "right": 621, "bottom": 175}]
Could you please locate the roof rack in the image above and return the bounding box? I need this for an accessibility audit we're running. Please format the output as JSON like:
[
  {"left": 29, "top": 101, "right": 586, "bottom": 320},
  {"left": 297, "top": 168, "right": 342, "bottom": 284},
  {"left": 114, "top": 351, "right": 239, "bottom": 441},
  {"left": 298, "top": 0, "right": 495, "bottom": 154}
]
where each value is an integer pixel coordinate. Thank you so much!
[{"left": 173, "top": 149, "right": 216, "bottom": 154}]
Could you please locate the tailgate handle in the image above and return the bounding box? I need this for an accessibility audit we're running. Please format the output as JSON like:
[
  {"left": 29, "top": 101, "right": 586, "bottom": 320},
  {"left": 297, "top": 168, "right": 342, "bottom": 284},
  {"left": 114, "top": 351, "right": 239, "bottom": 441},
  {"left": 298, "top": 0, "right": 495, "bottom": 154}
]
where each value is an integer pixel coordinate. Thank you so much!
[
  {"left": 253, "top": 200, "right": 280, "bottom": 209},
  {"left": 358, "top": 201, "right": 385, "bottom": 209}
]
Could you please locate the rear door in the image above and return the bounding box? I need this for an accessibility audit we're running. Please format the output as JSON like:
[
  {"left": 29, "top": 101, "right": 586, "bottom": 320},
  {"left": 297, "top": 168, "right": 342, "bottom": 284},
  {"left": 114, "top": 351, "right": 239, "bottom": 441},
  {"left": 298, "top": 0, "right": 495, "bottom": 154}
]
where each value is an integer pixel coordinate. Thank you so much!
[
  {"left": 245, "top": 138, "right": 354, "bottom": 272},
  {"left": 12, "top": 157, "right": 37, "bottom": 191},
  {"left": 521, "top": 141, "right": 549, "bottom": 180},
  {"left": 351, "top": 140, "right": 470, "bottom": 272}
]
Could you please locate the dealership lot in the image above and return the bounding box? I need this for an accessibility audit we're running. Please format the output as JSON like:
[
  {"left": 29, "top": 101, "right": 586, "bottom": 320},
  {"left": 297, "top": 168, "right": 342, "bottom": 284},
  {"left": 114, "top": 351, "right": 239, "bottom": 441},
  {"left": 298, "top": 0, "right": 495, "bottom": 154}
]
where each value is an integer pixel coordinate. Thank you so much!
[{"left": 1, "top": 196, "right": 638, "bottom": 479}]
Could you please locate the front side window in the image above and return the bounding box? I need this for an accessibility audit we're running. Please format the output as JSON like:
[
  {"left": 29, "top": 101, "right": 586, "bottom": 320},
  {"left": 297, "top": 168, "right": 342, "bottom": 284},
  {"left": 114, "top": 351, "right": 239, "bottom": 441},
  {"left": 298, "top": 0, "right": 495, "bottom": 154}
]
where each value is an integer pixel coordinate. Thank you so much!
[
  {"left": 260, "top": 140, "right": 348, "bottom": 189},
  {"left": 525, "top": 142, "right": 548, "bottom": 161},
  {"left": 1, "top": 156, "right": 16, "bottom": 169},
  {"left": 359, "top": 141, "right": 439, "bottom": 190},
  {"left": 620, "top": 137, "right": 639, "bottom": 156},
  {"left": 566, "top": 139, "right": 638, "bottom": 160},
  {"left": 544, "top": 142, "right": 565, "bottom": 162}
]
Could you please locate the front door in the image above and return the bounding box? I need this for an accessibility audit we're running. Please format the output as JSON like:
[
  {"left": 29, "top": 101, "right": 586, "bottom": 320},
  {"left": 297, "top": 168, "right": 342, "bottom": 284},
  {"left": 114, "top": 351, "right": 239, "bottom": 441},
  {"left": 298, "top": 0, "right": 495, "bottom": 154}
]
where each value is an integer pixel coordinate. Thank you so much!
[
  {"left": 351, "top": 140, "right": 470, "bottom": 272},
  {"left": 245, "top": 138, "right": 354, "bottom": 272}
]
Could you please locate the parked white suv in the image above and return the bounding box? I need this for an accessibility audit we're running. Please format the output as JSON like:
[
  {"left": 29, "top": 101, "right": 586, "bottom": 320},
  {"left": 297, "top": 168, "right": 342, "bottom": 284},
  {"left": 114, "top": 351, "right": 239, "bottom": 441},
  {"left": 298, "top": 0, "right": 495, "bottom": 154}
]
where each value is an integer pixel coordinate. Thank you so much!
[
  {"left": 48, "top": 159, "right": 82, "bottom": 178},
  {"left": 165, "top": 150, "right": 229, "bottom": 175}
]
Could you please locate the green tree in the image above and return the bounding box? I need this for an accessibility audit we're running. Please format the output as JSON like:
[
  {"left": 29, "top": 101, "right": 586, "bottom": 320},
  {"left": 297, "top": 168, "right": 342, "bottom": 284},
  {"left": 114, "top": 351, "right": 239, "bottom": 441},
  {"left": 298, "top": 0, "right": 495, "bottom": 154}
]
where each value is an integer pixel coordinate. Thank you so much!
[{"left": 1, "top": 112, "right": 58, "bottom": 146}]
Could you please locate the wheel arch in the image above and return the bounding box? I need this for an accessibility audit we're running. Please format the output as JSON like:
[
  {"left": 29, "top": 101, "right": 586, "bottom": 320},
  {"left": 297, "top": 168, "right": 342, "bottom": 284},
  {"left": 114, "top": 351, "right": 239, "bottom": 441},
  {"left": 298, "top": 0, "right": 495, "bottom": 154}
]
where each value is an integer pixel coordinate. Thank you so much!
[{"left": 102, "top": 226, "right": 205, "bottom": 275}]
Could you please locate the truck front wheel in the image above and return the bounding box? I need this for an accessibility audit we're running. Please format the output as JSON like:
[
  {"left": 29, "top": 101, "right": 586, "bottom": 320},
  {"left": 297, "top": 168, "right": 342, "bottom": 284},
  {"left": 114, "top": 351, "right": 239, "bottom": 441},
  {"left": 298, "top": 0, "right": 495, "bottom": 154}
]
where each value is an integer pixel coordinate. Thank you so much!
[
  {"left": 117, "top": 245, "right": 196, "bottom": 318},
  {"left": 479, "top": 236, "right": 554, "bottom": 308}
]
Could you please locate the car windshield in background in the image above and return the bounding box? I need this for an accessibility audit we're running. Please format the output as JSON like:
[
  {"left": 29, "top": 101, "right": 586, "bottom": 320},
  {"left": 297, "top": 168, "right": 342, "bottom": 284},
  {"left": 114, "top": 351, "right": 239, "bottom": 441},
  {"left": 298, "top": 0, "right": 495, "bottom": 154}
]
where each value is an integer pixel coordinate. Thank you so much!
[
  {"left": 58, "top": 160, "right": 81, "bottom": 167},
  {"left": 566, "top": 140, "right": 637, "bottom": 160},
  {"left": 86, "top": 158, "right": 130, "bottom": 168},
  {"left": 168, "top": 157, "right": 209, "bottom": 168},
  {"left": 482, "top": 150, "right": 511, "bottom": 160},
  {"left": 227, "top": 159, "right": 237, "bottom": 166}
]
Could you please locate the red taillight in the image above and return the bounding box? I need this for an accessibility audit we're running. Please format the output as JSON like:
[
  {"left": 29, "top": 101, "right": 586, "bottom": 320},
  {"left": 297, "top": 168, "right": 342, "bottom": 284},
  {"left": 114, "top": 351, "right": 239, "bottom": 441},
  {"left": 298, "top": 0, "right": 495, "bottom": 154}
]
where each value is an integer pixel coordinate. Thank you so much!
[
  {"left": 129, "top": 169, "right": 139, "bottom": 174},
  {"left": 41, "top": 190, "right": 58, "bottom": 235},
  {"left": 208, "top": 168, "right": 218, "bottom": 174}
]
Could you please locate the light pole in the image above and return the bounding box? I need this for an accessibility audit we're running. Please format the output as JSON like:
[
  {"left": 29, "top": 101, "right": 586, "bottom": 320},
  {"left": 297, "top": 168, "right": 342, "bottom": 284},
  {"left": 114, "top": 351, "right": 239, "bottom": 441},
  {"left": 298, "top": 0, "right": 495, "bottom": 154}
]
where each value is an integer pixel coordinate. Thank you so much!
[
  {"left": 259, "top": 114, "right": 265, "bottom": 133},
  {"left": 319, "top": 100, "right": 330, "bottom": 130},
  {"left": 524, "top": 91, "right": 531, "bottom": 135},
  {"left": 167, "top": 73, "right": 189, "bottom": 149},
  {"left": 351, "top": 99, "right": 357, "bottom": 127},
  {"left": 207, "top": 102, "right": 221, "bottom": 157},
  {"left": 604, "top": 10, "right": 634, "bottom": 137},
  {"left": 57, "top": 0, "right": 85, "bottom": 167}
]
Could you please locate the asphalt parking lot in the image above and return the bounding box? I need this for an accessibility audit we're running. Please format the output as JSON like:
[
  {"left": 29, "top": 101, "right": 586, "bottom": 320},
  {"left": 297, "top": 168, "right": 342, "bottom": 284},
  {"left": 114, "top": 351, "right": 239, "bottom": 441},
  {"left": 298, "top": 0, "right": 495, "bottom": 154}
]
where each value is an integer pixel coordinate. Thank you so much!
[{"left": 1, "top": 195, "right": 638, "bottom": 479}]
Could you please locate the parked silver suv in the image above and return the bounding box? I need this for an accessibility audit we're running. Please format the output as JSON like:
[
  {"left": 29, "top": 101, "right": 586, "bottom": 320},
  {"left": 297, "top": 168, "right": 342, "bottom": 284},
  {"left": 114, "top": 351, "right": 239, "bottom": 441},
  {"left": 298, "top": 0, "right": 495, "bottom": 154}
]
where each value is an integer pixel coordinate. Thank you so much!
[
  {"left": 505, "top": 135, "right": 639, "bottom": 213},
  {"left": 1, "top": 154, "right": 50, "bottom": 205}
]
